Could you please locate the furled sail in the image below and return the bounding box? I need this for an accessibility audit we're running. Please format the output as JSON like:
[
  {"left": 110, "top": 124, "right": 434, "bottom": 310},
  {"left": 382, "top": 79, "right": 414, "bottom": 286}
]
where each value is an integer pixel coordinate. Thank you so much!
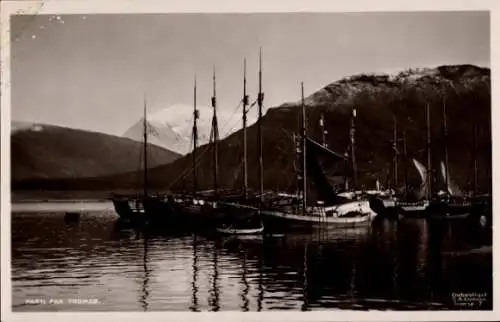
[
  {"left": 440, "top": 161, "right": 463, "bottom": 197},
  {"left": 412, "top": 159, "right": 428, "bottom": 199}
]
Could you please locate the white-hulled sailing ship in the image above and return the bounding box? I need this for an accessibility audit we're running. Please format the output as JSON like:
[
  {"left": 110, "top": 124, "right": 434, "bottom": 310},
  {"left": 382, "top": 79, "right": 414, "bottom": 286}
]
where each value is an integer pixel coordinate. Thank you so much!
[
  {"left": 368, "top": 117, "right": 405, "bottom": 218},
  {"left": 258, "top": 82, "right": 377, "bottom": 230}
]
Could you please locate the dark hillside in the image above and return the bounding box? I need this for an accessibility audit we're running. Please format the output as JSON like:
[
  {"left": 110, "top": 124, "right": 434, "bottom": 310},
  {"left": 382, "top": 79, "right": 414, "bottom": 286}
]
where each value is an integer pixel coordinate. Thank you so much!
[
  {"left": 13, "top": 65, "right": 491, "bottom": 197},
  {"left": 11, "top": 123, "right": 181, "bottom": 182}
]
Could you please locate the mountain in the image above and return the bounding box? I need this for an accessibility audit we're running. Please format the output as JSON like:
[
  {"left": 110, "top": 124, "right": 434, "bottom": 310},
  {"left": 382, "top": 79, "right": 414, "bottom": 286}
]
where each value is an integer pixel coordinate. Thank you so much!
[
  {"left": 11, "top": 122, "right": 181, "bottom": 182},
  {"left": 123, "top": 104, "right": 258, "bottom": 155},
  {"left": 13, "top": 65, "right": 491, "bottom": 197}
]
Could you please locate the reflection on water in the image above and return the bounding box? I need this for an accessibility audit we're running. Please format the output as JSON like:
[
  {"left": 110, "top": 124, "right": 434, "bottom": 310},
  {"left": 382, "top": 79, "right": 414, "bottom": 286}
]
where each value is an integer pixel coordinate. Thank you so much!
[
  {"left": 140, "top": 234, "right": 150, "bottom": 311},
  {"left": 190, "top": 234, "right": 199, "bottom": 312},
  {"left": 11, "top": 203, "right": 492, "bottom": 311}
]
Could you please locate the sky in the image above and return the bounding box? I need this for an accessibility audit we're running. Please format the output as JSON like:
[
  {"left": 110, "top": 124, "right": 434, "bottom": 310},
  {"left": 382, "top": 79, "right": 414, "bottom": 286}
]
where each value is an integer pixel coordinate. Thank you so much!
[{"left": 10, "top": 12, "right": 490, "bottom": 136}]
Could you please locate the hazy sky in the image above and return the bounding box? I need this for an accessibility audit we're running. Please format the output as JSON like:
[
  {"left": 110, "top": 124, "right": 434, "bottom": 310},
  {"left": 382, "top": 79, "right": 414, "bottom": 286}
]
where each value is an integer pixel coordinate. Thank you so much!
[{"left": 11, "top": 12, "right": 490, "bottom": 136}]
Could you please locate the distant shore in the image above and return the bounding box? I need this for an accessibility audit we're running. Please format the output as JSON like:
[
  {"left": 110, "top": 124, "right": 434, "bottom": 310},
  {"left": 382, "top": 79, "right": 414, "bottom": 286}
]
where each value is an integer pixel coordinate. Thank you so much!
[{"left": 11, "top": 190, "right": 121, "bottom": 203}]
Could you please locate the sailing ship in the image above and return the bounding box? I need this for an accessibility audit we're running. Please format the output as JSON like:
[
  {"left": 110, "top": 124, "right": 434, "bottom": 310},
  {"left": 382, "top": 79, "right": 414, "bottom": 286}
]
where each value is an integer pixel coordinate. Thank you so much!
[
  {"left": 111, "top": 97, "right": 174, "bottom": 224},
  {"left": 369, "top": 117, "right": 404, "bottom": 218},
  {"left": 259, "top": 82, "right": 377, "bottom": 230},
  {"left": 215, "top": 52, "right": 266, "bottom": 229},
  {"left": 425, "top": 94, "right": 489, "bottom": 220},
  {"left": 395, "top": 103, "right": 433, "bottom": 218},
  {"left": 172, "top": 70, "right": 225, "bottom": 229}
]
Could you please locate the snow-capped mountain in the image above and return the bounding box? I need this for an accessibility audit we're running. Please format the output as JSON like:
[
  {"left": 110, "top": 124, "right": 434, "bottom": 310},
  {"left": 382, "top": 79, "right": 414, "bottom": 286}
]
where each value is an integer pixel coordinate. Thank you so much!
[{"left": 123, "top": 104, "right": 258, "bottom": 155}]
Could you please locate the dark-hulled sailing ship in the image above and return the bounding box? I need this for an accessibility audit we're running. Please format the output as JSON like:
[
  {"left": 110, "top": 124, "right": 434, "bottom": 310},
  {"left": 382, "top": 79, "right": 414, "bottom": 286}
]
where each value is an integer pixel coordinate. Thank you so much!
[{"left": 111, "top": 97, "right": 175, "bottom": 225}]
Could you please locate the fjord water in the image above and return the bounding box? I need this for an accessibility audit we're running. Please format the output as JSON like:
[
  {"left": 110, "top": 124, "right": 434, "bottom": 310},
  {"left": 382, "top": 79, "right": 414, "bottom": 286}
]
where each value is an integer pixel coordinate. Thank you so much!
[{"left": 11, "top": 202, "right": 492, "bottom": 311}]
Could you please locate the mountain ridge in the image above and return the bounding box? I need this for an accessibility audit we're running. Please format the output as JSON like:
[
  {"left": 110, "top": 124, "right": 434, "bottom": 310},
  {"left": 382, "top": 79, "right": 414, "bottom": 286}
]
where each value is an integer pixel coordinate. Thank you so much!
[
  {"left": 12, "top": 64, "right": 491, "bottom": 197},
  {"left": 122, "top": 103, "right": 259, "bottom": 155},
  {"left": 11, "top": 122, "right": 181, "bottom": 182}
]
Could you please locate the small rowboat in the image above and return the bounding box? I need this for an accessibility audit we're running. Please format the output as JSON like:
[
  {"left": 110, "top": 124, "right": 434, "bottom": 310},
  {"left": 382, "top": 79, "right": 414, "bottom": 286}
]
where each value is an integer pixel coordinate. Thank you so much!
[
  {"left": 215, "top": 225, "right": 264, "bottom": 235},
  {"left": 64, "top": 211, "right": 81, "bottom": 222}
]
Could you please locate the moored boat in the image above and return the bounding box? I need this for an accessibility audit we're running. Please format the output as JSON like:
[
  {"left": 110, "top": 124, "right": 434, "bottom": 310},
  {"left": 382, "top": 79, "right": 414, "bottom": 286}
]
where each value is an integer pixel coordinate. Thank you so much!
[
  {"left": 259, "top": 82, "right": 376, "bottom": 231},
  {"left": 425, "top": 99, "right": 482, "bottom": 221},
  {"left": 211, "top": 50, "right": 267, "bottom": 221},
  {"left": 171, "top": 70, "right": 231, "bottom": 230},
  {"left": 215, "top": 224, "right": 264, "bottom": 235},
  {"left": 110, "top": 98, "right": 176, "bottom": 225},
  {"left": 395, "top": 102, "right": 434, "bottom": 219},
  {"left": 397, "top": 199, "right": 430, "bottom": 217},
  {"left": 260, "top": 199, "right": 377, "bottom": 229}
]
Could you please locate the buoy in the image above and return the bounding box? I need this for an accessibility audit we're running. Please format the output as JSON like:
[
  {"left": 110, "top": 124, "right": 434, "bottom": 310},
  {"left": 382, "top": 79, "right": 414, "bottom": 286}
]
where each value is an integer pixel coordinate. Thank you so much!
[
  {"left": 479, "top": 215, "right": 487, "bottom": 228},
  {"left": 64, "top": 212, "right": 80, "bottom": 222}
]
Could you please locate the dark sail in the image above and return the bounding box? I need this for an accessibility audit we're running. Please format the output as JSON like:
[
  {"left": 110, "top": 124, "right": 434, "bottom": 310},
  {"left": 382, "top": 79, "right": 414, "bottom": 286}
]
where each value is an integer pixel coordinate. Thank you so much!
[{"left": 305, "top": 136, "right": 346, "bottom": 204}]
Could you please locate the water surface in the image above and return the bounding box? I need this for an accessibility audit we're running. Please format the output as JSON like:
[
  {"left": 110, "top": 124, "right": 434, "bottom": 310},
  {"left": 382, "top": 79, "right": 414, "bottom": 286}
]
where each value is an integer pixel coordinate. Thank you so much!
[{"left": 11, "top": 202, "right": 492, "bottom": 311}]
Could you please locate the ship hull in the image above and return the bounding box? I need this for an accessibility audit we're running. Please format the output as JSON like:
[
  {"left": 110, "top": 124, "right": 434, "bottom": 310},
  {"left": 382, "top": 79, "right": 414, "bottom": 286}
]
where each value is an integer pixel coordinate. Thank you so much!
[
  {"left": 215, "top": 226, "right": 264, "bottom": 235},
  {"left": 111, "top": 196, "right": 176, "bottom": 226},
  {"left": 112, "top": 198, "right": 145, "bottom": 222},
  {"left": 396, "top": 200, "right": 430, "bottom": 218},
  {"left": 369, "top": 196, "right": 399, "bottom": 219},
  {"left": 260, "top": 200, "right": 377, "bottom": 232},
  {"left": 173, "top": 198, "right": 225, "bottom": 230},
  {"left": 426, "top": 195, "right": 491, "bottom": 222},
  {"left": 426, "top": 199, "right": 473, "bottom": 220}
]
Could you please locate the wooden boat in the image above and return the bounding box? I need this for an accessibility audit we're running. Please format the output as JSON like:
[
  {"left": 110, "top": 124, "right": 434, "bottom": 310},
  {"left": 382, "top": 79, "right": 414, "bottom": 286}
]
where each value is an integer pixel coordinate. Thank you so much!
[
  {"left": 369, "top": 194, "right": 399, "bottom": 219},
  {"left": 398, "top": 200, "right": 429, "bottom": 212},
  {"left": 110, "top": 99, "right": 176, "bottom": 225},
  {"left": 395, "top": 159, "right": 430, "bottom": 217},
  {"left": 371, "top": 118, "right": 403, "bottom": 218},
  {"left": 64, "top": 211, "right": 81, "bottom": 222},
  {"left": 216, "top": 202, "right": 264, "bottom": 235},
  {"left": 396, "top": 103, "right": 434, "bottom": 219},
  {"left": 259, "top": 83, "right": 377, "bottom": 231},
  {"left": 216, "top": 225, "right": 264, "bottom": 235},
  {"left": 210, "top": 50, "right": 267, "bottom": 220},
  {"left": 260, "top": 200, "right": 377, "bottom": 228},
  {"left": 112, "top": 195, "right": 144, "bottom": 222},
  {"left": 111, "top": 98, "right": 152, "bottom": 222},
  {"left": 171, "top": 70, "right": 231, "bottom": 229},
  {"left": 426, "top": 193, "right": 472, "bottom": 220},
  {"left": 426, "top": 100, "right": 482, "bottom": 220}
]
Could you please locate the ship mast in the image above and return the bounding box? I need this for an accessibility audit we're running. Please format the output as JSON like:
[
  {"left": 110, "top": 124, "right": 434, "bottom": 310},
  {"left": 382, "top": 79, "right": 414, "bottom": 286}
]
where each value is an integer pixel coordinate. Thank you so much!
[
  {"left": 143, "top": 95, "right": 148, "bottom": 199},
  {"left": 442, "top": 96, "right": 450, "bottom": 194},
  {"left": 392, "top": 116, "right": 398, "bottom": 189},
  {"left": 301, "top": 82, "right": 307, "bottom": 215},
  {"left": 473, "top": 119, "right": 478, "bottom": 194},
  {"left": 426, "top": 102, "right": 432, "bottom": 200},
  {"left": 243, "top": 59, "right": 249, "bottom": 199},
  {"left": 320, "top": 113, "right": 327, "bottom": 147},
  {"left": 212, "top": 67, "right": 219, "bottom": 196},
  {"left": 257, "top": 48, "right": 264, "bottom": 202},
  {"left": 344, "top": 151, "right": 349, "bottom": 191},
  {"left": 350, "top": 106, "right": 358, "bottom": 190},
  {"left": 193, "top": 75, "right": 198, "bottom": 194},
  {"left": 403, "top": 130, "right": 409, "bottom": 200}
]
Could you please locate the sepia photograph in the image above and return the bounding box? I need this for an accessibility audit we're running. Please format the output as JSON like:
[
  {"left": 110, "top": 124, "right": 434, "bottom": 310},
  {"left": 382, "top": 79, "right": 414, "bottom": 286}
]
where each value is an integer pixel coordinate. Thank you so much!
[{"left": 1, "top": 1, "right": 497, "bottom": 321}]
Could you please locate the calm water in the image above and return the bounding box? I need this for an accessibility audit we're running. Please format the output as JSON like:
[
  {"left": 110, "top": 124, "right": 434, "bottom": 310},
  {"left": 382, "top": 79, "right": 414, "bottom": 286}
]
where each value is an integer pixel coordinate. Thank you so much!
[{"left": 11, "top": 202, "right": 492, "bottom": 311}]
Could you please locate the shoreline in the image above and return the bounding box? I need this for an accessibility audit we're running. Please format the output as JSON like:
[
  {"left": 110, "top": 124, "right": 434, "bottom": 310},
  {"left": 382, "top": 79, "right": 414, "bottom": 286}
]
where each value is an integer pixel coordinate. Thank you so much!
[
  {"left": 11, "top": 198, "right": 110, "bottom": 204},
  {"left": 11, "top": 190, "right": 130, "bottom": 203}
]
